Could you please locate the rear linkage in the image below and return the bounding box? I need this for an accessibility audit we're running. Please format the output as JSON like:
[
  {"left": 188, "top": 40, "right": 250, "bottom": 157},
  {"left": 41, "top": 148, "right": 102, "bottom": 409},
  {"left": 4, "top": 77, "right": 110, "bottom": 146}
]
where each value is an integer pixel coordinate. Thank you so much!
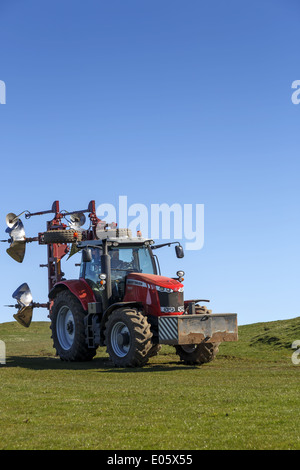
[{"left": 1, "top": 200, "right": 106, "bottom": 327}]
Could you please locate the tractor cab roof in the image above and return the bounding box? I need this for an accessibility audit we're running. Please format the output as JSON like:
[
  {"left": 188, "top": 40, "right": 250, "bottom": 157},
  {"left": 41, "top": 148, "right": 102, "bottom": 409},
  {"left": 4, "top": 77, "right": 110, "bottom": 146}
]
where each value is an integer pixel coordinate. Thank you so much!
[{"left": 77, "top": 228, "right": 154, "bottom": 249}]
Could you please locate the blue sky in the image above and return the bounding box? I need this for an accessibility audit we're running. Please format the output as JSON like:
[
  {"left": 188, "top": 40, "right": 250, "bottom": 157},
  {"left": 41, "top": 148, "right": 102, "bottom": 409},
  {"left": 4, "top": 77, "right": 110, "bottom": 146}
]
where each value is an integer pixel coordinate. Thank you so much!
[{"left": 0, "top": 0, "right": 299, "bottom": 325}]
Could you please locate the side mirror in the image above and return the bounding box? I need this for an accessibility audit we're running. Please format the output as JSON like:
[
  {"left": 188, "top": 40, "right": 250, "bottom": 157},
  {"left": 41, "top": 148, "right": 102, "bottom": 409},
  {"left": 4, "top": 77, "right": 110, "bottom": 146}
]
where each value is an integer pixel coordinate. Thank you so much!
[
  {"left": 82, "top": 248, "right": 92, "bottom": 262},
  {"left": 175, "top": 244, "right": 184, "bottom": 258}
]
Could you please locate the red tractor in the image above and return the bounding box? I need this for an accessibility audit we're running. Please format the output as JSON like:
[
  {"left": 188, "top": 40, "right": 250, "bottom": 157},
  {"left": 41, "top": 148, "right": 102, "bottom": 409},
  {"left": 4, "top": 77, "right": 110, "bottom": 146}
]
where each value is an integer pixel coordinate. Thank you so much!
[{"left": 3, "top": 200, "right": 238, "bottom": 367}]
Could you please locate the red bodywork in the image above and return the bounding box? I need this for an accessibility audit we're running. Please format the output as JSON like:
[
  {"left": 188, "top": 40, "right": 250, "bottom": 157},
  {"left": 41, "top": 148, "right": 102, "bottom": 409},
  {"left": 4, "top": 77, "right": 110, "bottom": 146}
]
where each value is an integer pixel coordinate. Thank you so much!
[
  {"left": 49, "top": 279, "right": 96, "bottom": 312},
  {"left": 37, "top": 200, "right": 102, "bottom": 294},
  {"left": 124, "top": 273, "right": 184, "bottom": 317},
  {"left": 51, "top": 273, "right": 184, "bottom": 318}
]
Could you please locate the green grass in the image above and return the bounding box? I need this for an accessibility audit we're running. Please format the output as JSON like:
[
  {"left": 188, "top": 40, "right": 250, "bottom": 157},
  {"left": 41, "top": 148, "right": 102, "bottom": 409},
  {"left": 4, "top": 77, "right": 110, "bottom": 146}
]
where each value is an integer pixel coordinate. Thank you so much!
[{"left": 1, "top": 318, "right": 300, "bottom": 450}]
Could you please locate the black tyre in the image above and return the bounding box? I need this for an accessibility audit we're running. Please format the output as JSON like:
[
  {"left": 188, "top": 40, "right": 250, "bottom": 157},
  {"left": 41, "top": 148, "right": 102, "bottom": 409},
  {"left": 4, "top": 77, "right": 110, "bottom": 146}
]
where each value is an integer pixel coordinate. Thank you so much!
[
  {"left": 105, "top": 308, "right": 153, "bottom": 367},
  {"left": 43, "top": 229, "right": 82, "bottom": 244},
  {"left": 175, "top": 342, "right": 219, "bottom": 365},
  {"left": 195, "top": 305, "right": 212, "bottom": 315},
  {"left": 50, "top": 290, "right": 96, "bottom": 361},
  {"left": 148, "top": 344, "right": 161, "bottom": 358}
]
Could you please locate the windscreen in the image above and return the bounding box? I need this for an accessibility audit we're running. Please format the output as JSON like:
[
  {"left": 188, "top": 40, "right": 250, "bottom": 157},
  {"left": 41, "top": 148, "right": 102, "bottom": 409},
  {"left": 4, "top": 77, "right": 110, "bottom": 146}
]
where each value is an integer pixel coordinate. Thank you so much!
[{"left": 110, "top": 246, "right": 156, "bottom": 277}]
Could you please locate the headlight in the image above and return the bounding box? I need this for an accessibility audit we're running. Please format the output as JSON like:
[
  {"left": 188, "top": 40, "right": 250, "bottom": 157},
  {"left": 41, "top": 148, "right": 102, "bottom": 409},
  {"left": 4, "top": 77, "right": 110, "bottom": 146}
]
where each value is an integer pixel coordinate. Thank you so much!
[
  {"left": 176, "top": 270, "right": 185, "bottom": 277},
  {"left": 156, "top": 286, "right": 174, "bottom": 293},
  {"left": 161, "top": 307, "right": 175, "bottom": 313}
]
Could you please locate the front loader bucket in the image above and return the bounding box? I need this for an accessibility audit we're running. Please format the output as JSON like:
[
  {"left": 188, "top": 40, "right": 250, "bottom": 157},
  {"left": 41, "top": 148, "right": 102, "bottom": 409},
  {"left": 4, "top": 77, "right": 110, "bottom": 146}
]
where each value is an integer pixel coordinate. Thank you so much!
[{"left": 158, "top": 313, "right": 238, "bottom": 345}]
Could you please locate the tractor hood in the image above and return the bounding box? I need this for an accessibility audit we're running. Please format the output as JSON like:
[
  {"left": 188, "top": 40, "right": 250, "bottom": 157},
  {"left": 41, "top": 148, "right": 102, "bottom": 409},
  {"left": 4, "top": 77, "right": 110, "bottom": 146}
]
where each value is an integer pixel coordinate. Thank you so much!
[{"left": 127, "top": 272, "right": 184, "bottom": 291}]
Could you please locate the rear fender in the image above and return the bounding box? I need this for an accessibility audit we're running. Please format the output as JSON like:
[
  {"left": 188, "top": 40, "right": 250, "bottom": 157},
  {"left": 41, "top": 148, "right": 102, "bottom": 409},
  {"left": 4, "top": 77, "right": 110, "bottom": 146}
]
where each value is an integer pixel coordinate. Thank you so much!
[{"left": 49, "top": 278, "right": 96, "bottom": 312}]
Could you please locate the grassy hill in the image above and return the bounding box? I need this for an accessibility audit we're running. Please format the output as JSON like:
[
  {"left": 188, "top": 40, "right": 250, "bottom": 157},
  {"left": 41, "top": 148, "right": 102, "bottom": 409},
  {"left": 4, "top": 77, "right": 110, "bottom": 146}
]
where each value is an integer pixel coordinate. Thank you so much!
[{"left": 0, "top": 318, "right": 300, "bottom": 450}]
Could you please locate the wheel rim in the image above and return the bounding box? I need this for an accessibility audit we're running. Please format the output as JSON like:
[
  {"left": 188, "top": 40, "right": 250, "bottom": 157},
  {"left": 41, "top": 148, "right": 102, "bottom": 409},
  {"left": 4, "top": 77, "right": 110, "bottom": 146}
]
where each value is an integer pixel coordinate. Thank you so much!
[
  {"left": 110, "top": 321, "right": 131, "bottom": 357},
  {"left": 56, "top": 306, "right": 75, "bottom": 350}
]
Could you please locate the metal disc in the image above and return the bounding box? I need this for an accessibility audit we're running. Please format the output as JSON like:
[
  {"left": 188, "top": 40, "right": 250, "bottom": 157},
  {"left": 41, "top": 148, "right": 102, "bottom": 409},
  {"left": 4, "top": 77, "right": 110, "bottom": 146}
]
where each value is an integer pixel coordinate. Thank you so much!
[
  {"left": 69, "top": 213, "right": 86, "bottom": 230},
  {"left": 5, "top": 213, "right": 19, "bottom": 228},
  {"left": 13, "top": 306, "right": 33, "bottom": 328},
  {"left": 12, "top": 283, "right": 33, "bottom": 308},
  {"left": 6, "top": 219, "right": 26, "bottom": 262},
  {"left": 9, "top": 219, "right": 26, "bottom": 241},
  {"left": 6, "top": 240, "right": 26, "bottom": 263},
  {"left": 66, "top": 242, "right": 80, "bottom": 259}
]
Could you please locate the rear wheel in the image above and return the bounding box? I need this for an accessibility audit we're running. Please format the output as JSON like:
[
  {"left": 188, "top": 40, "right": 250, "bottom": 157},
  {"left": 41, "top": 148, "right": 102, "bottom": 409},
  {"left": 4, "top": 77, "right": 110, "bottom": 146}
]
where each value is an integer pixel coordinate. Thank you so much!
[
  {"left": 105, "top": 308, "right": 153, "bottom": 367},
  {"left": 50, "top": 290, "right": 96, "bottom": 361},
  {"left": 175, "top": 342, "right": 219, "bottom": 365}
]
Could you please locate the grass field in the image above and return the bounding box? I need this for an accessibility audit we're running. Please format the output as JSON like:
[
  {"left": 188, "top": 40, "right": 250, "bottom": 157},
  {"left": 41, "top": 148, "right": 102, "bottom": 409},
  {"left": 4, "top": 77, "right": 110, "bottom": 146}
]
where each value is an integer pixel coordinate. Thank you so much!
[{"left": 0, "top": 317, "right": 300, "bottom": 450}]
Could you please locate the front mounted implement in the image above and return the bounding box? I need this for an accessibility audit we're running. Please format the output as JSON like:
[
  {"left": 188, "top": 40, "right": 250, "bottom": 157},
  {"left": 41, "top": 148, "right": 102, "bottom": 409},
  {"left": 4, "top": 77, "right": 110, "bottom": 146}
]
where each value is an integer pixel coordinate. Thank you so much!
[{"left": 158, "top": 313, "right": 238, "bottom": 345}]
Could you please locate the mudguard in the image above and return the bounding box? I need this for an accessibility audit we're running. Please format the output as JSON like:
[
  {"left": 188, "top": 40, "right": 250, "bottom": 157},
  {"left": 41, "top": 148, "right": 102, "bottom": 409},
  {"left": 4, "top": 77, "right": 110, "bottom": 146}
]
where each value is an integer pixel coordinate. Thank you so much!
[{"left": 49, "top": 278, "right": 96, "bottom": 312}]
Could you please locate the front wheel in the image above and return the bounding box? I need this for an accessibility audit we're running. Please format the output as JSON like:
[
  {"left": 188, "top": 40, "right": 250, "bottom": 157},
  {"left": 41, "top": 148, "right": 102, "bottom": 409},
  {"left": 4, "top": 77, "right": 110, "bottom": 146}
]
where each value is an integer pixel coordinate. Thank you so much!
[
  {"left": 175, "top": 342, "right": 220, "bottom": 365},
  {"left": 50, "top": 290, "right": 96, "bottom": 361},
  {"left": 105, "top": 308, "right": 153, "bottom": 367}
]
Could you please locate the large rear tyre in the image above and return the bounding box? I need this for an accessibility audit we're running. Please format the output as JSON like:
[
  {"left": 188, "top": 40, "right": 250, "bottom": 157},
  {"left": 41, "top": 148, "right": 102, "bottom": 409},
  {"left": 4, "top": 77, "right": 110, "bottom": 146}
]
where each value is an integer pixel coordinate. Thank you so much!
[
  {"left": 105, "top": 308, "right": 153, "bottom": 367},
  {"left": 50, "top": 290, "right": 96, "bottom": 361},
  {"left": 175, "top": 342, "right": 219, "bottom": 365}
]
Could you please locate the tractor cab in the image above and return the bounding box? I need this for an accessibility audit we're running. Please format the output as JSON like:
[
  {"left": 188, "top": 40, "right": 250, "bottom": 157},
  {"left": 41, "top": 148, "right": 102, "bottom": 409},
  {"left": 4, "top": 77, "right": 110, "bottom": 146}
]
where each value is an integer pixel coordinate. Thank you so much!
[
  {"left": 77, "top": 230, "right": 184, "bottom": 315},
  {"left": 79, "top": 238, "right": 158, "bottom": 304}
]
